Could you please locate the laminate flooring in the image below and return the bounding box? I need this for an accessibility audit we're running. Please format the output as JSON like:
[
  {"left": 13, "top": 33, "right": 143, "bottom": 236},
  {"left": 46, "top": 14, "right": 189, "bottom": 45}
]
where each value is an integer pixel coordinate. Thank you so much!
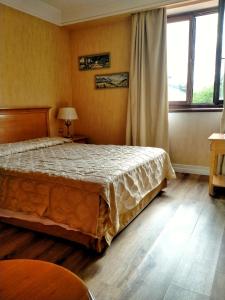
[{"left": 0, "top": 174, "right": 225, "bottom": 300}]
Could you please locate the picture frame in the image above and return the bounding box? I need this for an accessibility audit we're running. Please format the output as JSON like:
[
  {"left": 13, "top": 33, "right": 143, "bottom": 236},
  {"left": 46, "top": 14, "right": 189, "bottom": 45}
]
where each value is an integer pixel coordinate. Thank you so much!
[
  {"left": 95, "top": 72, "right": 129, "bottom": 89},
  {"left": 79, "top": 53, "right": 110, "bottom": 71}
]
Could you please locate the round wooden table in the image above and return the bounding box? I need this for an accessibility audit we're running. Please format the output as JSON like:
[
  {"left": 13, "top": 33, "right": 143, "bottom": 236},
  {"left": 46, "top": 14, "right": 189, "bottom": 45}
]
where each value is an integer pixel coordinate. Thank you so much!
[{"left": 0, "top": 259, "right": 95, "bottom": 300}]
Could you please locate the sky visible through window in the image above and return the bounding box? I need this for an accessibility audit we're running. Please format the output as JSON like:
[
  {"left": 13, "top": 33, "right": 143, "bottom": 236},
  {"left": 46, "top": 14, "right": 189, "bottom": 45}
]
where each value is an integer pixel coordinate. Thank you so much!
[
  {"left": 193, "top": 13, "right": 217, "bottom": 103},
  {"left": 167, "top": 20, "right": 189, "bottom": 101}
]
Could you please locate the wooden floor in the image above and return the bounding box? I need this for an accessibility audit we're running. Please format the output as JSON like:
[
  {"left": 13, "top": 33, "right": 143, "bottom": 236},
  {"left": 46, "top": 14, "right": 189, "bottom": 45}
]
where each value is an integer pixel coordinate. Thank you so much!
[{"left": 1, "top": 173, "right": 225, "bottom": 300}]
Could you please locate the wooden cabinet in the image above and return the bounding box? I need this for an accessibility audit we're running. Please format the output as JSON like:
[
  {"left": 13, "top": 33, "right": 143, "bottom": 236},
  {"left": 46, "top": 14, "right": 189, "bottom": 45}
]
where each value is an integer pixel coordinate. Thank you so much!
[{"left": 208, "top": 133, "right": 225, "bottom": 196}]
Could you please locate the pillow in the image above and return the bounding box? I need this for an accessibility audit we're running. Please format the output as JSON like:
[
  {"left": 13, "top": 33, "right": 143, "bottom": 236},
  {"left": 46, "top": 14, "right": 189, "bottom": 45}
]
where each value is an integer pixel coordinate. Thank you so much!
[{"left": 0, "top": 137, "right": 72, "bottom": 157}]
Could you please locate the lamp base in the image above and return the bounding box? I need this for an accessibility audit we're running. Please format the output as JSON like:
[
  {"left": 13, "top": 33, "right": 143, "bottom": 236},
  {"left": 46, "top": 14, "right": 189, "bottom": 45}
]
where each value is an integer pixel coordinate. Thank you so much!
[{"left": 65, "top": 120, "right": 72, "bottom": 138}]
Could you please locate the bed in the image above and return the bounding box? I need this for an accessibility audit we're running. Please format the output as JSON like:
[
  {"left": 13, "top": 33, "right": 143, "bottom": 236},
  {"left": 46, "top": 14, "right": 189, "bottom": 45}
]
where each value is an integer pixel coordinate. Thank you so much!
[{"left": 0, "top": 107, "right": 175, "bottom": 252}]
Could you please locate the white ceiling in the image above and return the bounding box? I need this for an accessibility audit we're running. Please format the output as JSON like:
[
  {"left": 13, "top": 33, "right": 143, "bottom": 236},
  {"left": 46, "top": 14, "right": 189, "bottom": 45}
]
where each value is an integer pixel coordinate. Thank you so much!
[
  {"left": 0, "top": 0, "right": 218, "bottom": 26},
  {"left": 41, "top": 0, "right": 184, "bottom": 24}
]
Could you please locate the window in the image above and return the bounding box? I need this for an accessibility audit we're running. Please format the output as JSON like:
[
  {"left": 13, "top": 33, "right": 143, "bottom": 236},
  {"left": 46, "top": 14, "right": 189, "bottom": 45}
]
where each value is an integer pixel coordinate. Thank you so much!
[{"left": 167, "top": 0, "right": 225, "bottom": 111}]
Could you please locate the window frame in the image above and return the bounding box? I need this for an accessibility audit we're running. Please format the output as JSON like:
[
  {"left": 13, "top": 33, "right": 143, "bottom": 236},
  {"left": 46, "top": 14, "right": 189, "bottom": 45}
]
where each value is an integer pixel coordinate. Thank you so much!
[{"left": 167, "top": 2, "right": 224, "bottom": 112}]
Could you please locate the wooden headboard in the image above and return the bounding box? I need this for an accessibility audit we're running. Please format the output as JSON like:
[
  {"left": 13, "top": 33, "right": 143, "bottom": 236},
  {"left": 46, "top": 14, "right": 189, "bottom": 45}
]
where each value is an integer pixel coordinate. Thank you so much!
[{"left": 0, "top": 107, "right": 50, "bottom": 144}]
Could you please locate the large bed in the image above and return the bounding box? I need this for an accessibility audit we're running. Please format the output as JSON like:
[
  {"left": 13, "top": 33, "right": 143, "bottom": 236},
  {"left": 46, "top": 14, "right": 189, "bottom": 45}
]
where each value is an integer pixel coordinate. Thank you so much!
[{"left": 0, "top": 107, "right": 175, "bottom": 252}]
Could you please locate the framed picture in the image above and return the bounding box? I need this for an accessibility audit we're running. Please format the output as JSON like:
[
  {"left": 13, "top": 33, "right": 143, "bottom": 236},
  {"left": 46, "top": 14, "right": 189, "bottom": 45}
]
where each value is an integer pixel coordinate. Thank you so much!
[
  {"left": 79, "top": 53, "right": 110, "bottom": 71},
  {"left": 95, "top": 72, "right": 129, "bottom": 89}
]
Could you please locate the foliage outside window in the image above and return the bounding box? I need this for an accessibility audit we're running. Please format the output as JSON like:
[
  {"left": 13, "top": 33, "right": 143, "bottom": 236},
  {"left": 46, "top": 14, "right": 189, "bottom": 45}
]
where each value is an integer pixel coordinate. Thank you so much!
[{"left": 167, "top": 0, "right": 225, "bottom": 111}]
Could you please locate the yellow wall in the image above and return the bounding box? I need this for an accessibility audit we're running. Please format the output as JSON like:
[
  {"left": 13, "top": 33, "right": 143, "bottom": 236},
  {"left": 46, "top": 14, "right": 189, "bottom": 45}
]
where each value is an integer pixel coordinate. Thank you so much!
[
  {"left": 0, "top": 4, "right": 72, "bottom": 135},
  {"left": 70, "top": 18, "right": 131, "bottom": 144}
]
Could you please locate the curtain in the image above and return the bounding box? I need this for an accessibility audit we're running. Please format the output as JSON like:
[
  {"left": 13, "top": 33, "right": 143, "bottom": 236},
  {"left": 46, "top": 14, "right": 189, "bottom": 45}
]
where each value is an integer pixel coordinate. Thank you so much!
[{"left": 126, "top": 9, "right": 169, "bottom": 151}]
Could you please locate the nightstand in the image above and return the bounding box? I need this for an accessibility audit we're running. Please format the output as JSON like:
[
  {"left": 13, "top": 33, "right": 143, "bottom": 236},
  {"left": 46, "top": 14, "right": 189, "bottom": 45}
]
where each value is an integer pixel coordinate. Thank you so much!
[
  {"left": 208, "top": 133, "right": 225, "bottom": 196},
  {"left": 72, "top": 135, "right": 89, "bottom": 143}
]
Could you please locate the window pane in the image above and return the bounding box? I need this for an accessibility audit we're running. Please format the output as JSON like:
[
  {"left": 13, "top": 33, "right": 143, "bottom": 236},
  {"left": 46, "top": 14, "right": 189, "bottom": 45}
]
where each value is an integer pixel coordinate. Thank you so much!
[
  {"left": 219, "top": 59, "right": 224, "bottom": 100},
  {"left": 220, "top": 9, "right": 225, "bottom": 100},
  {"left": 167, "top": 20, "right": 189, "bottom": 101},
  {"left": 192, "top": 13, "right": 218, "bottom": 104},
  {"left": 222, "top": 8, "right": 225, "bottom": 59}
]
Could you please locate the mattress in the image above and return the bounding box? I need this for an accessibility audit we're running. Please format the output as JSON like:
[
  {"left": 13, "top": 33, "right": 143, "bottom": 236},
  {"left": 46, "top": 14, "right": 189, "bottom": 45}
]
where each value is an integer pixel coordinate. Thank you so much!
[{"left": 0, "top": 137, "right": 175, "bottom": 244}]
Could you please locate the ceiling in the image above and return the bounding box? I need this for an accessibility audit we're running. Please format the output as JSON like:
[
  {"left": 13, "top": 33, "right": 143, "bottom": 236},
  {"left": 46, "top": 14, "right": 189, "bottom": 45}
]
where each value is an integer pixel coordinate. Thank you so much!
[
  {"left": 0, "top": 0, "right": 218, "bottom": 26},
  {"left": 41, "top": 0, "right": 182, "bottom": 24}
]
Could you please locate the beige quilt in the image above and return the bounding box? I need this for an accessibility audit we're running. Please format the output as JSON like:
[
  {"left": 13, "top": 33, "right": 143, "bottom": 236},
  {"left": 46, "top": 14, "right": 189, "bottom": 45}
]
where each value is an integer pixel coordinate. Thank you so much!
[{"left": 0, "top": 137, "right": 175, "bottom": 244}]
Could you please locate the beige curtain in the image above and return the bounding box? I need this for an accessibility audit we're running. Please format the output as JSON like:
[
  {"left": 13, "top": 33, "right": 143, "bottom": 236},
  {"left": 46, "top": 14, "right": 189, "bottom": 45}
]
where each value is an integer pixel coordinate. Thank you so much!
[{"left": 126, "top": 9, "right": 169, "bottom": 151}]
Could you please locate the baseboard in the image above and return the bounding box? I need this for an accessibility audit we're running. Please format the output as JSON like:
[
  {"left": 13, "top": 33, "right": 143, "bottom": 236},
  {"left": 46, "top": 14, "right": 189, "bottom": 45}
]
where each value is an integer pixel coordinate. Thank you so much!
[{"left": 172, "top": 164, "right": 209, "bottom": 176}]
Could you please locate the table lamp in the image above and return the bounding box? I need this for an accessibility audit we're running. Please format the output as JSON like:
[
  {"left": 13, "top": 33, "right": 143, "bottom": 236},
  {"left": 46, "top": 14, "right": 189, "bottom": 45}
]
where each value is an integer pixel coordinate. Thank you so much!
[{"left": 57, "top": 107, "right": 78, "bottom": 138}]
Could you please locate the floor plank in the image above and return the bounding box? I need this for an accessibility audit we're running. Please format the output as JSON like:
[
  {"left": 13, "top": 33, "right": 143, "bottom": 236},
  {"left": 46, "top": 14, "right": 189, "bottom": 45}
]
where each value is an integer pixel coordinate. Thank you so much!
[
  {"left": 0, "top": 174, "right": 225, "bottom": 300},
  {"left": 210, "top": 271, "right": 225, "bottom": 300},
  {"left": 164, "top": 285, "right": 210, "bottom": 300},
  {"left": 171, "top": 187, "right": 225, "bottom": 296}
]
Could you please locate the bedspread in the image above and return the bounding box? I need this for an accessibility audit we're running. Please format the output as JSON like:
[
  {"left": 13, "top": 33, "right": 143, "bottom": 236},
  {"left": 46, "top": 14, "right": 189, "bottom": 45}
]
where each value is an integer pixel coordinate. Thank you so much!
[{"left": 0, "top": 139, "right": 175, "bottom": 244}]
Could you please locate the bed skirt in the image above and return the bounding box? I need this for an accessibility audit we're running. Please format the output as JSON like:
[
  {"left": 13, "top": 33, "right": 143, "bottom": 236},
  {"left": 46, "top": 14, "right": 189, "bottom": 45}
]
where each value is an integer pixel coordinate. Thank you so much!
[{"left": 0, "top": 179, "right": 166, "bottom": 252}]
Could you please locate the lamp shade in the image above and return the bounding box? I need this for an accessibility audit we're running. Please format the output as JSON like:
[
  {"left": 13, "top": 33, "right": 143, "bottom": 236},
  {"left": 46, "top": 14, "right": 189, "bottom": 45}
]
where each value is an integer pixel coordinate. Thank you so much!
[{"left": 57, "top": 107, "right": 78, "bottom": 120}]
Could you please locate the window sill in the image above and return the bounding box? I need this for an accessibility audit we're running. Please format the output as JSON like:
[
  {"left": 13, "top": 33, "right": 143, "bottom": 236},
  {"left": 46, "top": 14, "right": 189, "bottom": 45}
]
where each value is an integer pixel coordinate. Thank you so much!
[{"left": 169, "top": 106, "right": 224, "bottom": 113}]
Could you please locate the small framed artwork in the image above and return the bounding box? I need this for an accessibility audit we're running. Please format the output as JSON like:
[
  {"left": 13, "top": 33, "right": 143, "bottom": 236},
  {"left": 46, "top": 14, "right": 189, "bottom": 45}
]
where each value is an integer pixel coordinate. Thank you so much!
[
  {"left": 79, "top": 53, "right": 110, "bottom": 71},
  {"left": 95, "top": 72, "right": 129, "bottom": 89}
]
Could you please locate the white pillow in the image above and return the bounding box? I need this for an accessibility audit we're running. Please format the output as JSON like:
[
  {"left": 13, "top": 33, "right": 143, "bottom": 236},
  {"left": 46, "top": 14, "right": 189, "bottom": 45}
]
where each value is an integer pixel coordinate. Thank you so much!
[{"left": 0, "top": 137, "right": 72, "bottom": 157}]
